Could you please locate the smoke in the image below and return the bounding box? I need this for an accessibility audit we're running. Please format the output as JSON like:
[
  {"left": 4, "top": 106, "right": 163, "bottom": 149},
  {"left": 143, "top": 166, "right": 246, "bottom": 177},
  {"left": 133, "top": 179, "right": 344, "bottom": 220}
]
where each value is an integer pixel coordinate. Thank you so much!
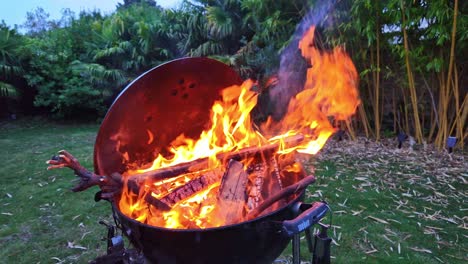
[{"left": 269, "top": 0, "right": 336, "bottom": 119}]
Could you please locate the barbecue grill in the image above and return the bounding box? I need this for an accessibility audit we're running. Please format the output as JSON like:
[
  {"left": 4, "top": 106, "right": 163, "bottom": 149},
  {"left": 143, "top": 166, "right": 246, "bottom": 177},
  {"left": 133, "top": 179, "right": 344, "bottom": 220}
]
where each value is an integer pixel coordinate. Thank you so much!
[{"left": 48, "top": 57, "right": 331, "bottom": 264}]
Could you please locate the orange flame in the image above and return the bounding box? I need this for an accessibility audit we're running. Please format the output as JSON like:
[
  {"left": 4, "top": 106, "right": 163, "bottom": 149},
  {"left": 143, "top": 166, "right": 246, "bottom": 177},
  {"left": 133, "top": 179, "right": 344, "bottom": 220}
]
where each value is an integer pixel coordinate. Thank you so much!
[
  {"left": 126, "top": 79, "right": 264, "bottom": 175},
  {"left": 118, "top": 25, "right": 360, "bottom": 229},
  {"left": 263, "top": 26, "right": 360, "bottom": 154}
]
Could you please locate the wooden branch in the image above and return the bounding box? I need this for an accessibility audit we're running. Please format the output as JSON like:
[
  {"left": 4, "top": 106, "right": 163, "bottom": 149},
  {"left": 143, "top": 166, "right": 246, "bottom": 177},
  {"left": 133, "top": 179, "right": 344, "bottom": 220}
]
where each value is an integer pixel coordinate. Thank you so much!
[
  {"left": 143, "top": 193, "right": 172, "bottom": 211},
  {"left": 123, "top": 170, "right": 221, "bottom": 211},
  {"left": 46, "top": 150, "right": 122, "bottom": 193}
]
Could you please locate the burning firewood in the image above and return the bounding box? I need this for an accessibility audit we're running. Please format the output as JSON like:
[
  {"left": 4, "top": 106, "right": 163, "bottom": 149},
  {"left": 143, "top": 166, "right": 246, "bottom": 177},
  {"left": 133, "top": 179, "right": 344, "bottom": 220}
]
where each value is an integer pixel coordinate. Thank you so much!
[
  {"left": 159, "top": 170, "right": 221, "bottom": 208},
  {"left": 262, "top": 156, "right": 286, "bottom": 212},
  {"left": 246, "top": 162, "right": 267, "bottom": 210},
  {"left": 246, "top": 155, "right": 285, "bottom": 212},
  {"left": 215, "top": 159, "right": 249, "bottom": 224},
  {"left": 46, "top": 134, "right": 304, "bottom": 201},
  {"left": 130, "top": 133, "right": 304, "bottom": 184}
]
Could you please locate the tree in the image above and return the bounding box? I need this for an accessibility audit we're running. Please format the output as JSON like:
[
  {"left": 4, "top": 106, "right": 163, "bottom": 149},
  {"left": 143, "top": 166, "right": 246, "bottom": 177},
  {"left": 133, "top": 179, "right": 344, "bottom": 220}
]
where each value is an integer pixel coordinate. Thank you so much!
[
  {"left": 117, "top": 0, "right": 157, "bottom": 9},
  {"left": 0, "top": 23, "right": 26, "bottom": 116},
  {"left": 22, "top": 10, "right": 108, "bottom": 118},
  {"left": 180, "top": 0, "right": 309, "bottom": 79},
  {"left": 23, "top": 7, "right": 54, "bottom": 36}
]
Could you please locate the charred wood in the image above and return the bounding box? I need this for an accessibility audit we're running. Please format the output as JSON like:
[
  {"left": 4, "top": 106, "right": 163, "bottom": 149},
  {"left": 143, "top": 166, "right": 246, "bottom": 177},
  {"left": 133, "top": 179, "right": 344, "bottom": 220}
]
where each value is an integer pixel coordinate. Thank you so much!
[
  {"left": 246, "top": 156, "right": 285, "bottom": 212},
  {"left": 260, "top": 156, "right": 286, "bottom": 214},
  {"left": 157, "top": 170, "right": 221, "bottom": 208},
  {"left": 246, "top": 162, "right": 267, "bottom": 210},
  {"left": 246, "top": 175, "right": 316, "bottom": 220}
]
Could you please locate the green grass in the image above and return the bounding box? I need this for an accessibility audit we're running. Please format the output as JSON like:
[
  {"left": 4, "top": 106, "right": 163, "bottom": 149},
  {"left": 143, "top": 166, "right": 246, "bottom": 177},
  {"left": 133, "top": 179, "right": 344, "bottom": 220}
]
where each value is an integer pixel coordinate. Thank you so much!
[
  {"left": 0, "top": 119, "right": 466, "bottom": 263},
  {"left": 0, "top": 118, "right": 113, "bottom": 263},
  {"left": 292, "top": 141, "right": 467, "bottom": 263}
]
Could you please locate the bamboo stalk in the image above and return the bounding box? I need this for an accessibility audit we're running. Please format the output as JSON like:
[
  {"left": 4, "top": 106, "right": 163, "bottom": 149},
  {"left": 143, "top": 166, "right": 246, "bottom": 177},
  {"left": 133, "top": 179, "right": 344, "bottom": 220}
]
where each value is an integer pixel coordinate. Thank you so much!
[
  {"left": 370, "top": 48, "right": 378, "bottom": 139},
  {"left": 453, "top": 66, "right": 461, "bottom": 143},
  {"left": 422, "top": 76, "right": 439, "bottom": 128},
  {"left": 451, "top": 65, "right": 463, "bottom": 150},
  {"left": 374, "top": 3, "right": 381, "bottom": 140},
  {"left": 399, "top": 84, "right": 410, "bottom": 134},
  {"left": 459, "top": 95, "right": 468, "bottom": 148},
  {"left": 449, "top": 94, "right": 467, "bottom": 149},
  {"left": 401, "top": 0, "right": 424, "bottom": 143},
  {"left": 363, "top": 45, "right": 377, "bottom": 139},
  {"left": 435, "top": 72, "right": 446, "bottom": 148},
  {"left": 358, "top": 103, "right": 372, "bottom": 138},
  {"left": 393, "top": 87, "right": 398, "bottom": 133},
  {"left": 445, "top": 0, "right": 458, "bottom": 111},
  {"left": 345, "top": 119, "right": 356, "bottom": 140},
  {"left": 435, "top": 0, "right": 459, "bottom": 150}
]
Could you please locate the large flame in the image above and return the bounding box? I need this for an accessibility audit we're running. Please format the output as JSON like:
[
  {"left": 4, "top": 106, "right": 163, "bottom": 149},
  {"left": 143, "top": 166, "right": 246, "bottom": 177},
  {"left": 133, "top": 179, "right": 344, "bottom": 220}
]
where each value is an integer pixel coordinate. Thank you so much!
[{"left": 118, "top": 25, "right": 360, "bottom": 229}]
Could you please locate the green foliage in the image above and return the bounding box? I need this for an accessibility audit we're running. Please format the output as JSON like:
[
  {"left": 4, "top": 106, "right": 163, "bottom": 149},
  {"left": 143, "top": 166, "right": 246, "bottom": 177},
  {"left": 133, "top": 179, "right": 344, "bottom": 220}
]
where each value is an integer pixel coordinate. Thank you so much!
[
  {"left": 4, "top": 0, "right": 467, "bottom": 128},
  {"left": 21, "top": 26, "right": 103, "bottom": 118},
  {"left": 23, "top": 7, "right": 54, "bottom": 36},
  {"left": 5, "top": 0, "right": 314, "bottom": 118},
  {"left": 0, "top": 23, "right": 26, "bottom": 115},
  {"left": 186, "top": 0, "right": 308, "bottom": 79},
  {"left": 0, "top": 82, "right": 18, "bottom": 99},
  {"left": 327, "top": 0, "right": 466, "bottom": 138},
  {"left": 0, "top": 24, "right": 23, "bottom": 78},
  {"left": 19, "top": 2, "right": 182, "bottom": 118}
]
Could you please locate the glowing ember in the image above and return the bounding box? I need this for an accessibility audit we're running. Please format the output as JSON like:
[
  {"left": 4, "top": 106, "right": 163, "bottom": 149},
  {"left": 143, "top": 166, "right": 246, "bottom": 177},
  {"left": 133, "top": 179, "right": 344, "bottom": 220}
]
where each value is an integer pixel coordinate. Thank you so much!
[{"left": 118, "top": 25, "right": 360, "bottom": 229}]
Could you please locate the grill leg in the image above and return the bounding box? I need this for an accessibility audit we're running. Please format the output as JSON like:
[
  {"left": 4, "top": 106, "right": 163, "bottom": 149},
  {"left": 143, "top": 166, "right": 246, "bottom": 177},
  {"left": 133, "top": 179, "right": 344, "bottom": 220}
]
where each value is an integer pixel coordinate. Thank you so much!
[
  {"left": 312, "top": 224, "right": 331, "bottom": 264},
  {"left": 292, "top": 233, "right": 301, "bottom": 264},
  {"left": 305, "top": 227, "right": 314, "bottom": 262}
]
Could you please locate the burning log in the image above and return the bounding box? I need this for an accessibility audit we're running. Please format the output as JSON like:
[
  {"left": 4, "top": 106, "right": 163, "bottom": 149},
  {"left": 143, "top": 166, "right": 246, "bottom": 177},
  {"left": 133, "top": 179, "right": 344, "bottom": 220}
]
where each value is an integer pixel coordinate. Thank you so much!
[
  {"left": 246, "top": 155, "right": 285, "bottom": 211},
  {"left": 268, "top": 156, "right": 283, "bottom": 190},
  {"left": 129, "top": 133, "right": 304, "bottom": 184},
  {"left": 46, "top": 134, "right": 304, "bottom": 197},
  {"left": 159, "top": 170, "right": 221, "bottom": 208},
  {"left": 246, "top": 162, "right": 267, "bottom": 210},
  {"left": 46, "top": 134, "right": 305, "bottom": 218},
  {"left": 261, "top": 156, "right": 286, "bottom": 212},
  {"left": 215, "top": 159, "right": 249, "bottom": 224},
  {"left": 124, "top": 169, "right": 223, "bottom": 211}
]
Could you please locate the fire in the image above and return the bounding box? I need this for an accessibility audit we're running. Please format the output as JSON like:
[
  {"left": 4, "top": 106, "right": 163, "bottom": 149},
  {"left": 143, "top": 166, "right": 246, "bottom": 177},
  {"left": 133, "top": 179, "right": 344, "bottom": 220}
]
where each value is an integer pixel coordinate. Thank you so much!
[
  {"left": 127, "top": 79, "right": 264, "bottom": 174},
  {"left": 118, "top": 25, "right": 360, "bottom": 229}
]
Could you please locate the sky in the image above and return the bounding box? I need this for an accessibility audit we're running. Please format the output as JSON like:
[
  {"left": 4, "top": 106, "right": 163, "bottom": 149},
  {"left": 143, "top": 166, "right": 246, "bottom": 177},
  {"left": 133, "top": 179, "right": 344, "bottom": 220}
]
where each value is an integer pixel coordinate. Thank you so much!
[{"left": 0, "top": 0, "right": 181, "bottom": 27}]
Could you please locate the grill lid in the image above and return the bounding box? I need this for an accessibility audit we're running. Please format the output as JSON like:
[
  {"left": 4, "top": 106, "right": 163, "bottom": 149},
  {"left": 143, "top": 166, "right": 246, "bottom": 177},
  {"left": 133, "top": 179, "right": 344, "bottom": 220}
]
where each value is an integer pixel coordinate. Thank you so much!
[{"left": 93, "top": 57, "right": 243, "bottom": 176}]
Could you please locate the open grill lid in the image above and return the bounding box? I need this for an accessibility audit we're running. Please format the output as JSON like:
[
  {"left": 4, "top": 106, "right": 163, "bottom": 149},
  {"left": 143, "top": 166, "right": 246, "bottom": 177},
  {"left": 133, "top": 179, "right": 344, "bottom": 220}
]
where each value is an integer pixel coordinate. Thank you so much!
[{"left": 93, "top": 57, "right": 243, "bottom": 176}]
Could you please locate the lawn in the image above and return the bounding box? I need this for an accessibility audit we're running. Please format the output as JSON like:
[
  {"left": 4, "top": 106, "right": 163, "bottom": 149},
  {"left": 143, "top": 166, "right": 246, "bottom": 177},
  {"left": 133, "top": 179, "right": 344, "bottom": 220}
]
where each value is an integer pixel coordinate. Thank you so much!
[
  {"left": 298, "top": 138, "right": 467, "bottom": 263},
  {"left": 0, "top": 119, "right": 466, "bottom": 263}
]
